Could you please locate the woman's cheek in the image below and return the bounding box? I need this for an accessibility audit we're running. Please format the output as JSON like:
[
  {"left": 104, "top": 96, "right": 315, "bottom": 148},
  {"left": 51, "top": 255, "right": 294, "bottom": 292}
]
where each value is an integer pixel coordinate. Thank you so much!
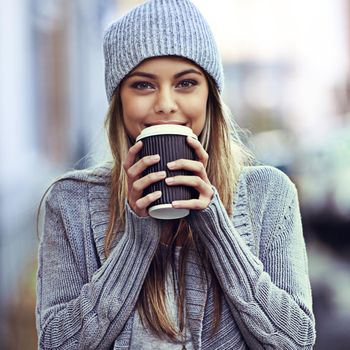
[
  {"left": 186, "top": 107, "right": 207, "bottom": 135},
  {"left": 124, "top": 101, "right": 149, "bottom": 122}
]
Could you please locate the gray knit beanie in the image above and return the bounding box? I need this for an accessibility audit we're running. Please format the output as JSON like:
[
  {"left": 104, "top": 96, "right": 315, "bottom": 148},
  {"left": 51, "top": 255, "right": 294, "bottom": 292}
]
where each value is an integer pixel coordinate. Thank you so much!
[{"left": 103, "top": 0, "right": 224, "bottom": 103}]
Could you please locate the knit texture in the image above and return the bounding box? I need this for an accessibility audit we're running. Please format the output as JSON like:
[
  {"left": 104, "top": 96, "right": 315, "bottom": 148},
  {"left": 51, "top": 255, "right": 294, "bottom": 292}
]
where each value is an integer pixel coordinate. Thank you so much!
[
  {"left": 36, "top": 164, "right": 316, "bottom": 349},
  {"left": 103, "top": 0, "right": 224, "bottom": 102}
]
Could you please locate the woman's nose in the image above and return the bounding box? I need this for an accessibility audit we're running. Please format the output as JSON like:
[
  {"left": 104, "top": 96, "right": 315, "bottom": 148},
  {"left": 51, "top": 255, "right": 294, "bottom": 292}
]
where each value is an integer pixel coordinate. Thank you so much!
[{"left": 154, "top": 88, "right": 177, "bottom": 114}]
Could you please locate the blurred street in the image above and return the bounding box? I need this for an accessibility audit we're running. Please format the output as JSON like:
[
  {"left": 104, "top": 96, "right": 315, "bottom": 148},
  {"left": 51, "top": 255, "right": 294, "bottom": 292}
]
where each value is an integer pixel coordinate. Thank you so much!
[{"left": 1, "top": 0, "right": 350, "bottom": 349}]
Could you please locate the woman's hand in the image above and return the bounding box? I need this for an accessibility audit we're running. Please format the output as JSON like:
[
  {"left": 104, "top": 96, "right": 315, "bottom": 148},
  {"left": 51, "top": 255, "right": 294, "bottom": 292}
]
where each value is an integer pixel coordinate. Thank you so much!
[
  {"left": 123, "top": 141, "right": 165, "bottom": 217},
  {"left": 165, "top": 136, "right": 214, "bottom": 210}
]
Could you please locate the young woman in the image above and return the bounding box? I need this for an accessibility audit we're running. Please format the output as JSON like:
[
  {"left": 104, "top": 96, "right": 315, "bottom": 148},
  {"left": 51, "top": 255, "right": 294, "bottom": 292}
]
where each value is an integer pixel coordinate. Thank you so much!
[{"left": 36, "top": 0, "right": 316, "bottom": 349}]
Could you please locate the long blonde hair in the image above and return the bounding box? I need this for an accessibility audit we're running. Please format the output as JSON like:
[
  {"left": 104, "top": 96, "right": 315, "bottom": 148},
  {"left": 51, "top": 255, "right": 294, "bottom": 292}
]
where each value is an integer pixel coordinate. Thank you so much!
[{"left": 104, "top": 74, "right": 251, "bottom": 340}]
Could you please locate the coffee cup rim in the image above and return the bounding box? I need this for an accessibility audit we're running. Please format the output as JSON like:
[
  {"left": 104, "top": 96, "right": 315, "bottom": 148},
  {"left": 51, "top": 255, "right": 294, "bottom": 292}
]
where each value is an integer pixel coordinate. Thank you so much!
[
  {"left": 136, "top": 124, "right": 198, "bottom": 141},
  {"left": 148, "top": 204, "right": 189, "bottom": 219}
]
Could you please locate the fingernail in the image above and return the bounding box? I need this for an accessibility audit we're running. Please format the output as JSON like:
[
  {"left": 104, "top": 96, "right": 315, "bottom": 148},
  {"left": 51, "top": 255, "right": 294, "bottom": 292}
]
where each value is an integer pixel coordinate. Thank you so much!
[
  {"left": 167, "top": 161, "right": 176, "bottom": 169},
  {"left": 151, "top": 154, "right": 160, "bottom": 160},
  {"left": 165, "top": 177, "right": 174, "bottom": 184},
  {"left": 158, "top": 171, "right": 166, "bottom": 177},
  {"left": 153, "top": 191, "right": 162, "bottom": 199}
]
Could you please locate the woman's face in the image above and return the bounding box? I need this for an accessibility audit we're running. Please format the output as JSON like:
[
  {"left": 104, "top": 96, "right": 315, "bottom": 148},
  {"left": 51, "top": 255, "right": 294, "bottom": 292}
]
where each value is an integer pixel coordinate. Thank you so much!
[{"left": 120, "top": 56, "right": 209, "bottom": 140}]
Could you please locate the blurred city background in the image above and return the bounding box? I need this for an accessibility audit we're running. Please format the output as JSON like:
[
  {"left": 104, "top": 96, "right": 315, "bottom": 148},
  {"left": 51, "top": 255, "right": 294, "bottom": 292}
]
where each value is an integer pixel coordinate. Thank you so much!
[{"left": 1, "top": 0, "right": 350, "bottom": 349}]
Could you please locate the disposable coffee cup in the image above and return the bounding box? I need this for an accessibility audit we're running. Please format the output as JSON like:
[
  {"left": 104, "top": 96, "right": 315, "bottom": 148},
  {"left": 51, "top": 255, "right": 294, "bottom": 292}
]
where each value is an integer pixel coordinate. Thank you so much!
[{"left": 136, "top": 124, "right": 198, "bottom": 220}]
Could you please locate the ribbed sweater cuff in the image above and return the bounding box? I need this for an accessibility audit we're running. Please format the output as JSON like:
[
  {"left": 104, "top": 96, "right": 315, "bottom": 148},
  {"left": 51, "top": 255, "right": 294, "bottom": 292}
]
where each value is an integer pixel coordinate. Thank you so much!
[
  {"left": 90, "top": 202, "right": 160, "bottom": 324},
  {"left": 188, "top": 187, "right": 263, "bottom": 301}
]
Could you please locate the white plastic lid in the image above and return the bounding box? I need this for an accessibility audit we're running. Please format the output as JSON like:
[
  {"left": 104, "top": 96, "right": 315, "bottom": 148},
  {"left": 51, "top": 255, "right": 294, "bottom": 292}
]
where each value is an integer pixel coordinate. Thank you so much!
[
  {"left": 148, "top": 204, "right": 189, "bottom": 220},
  {"left": 136, "top": 124, "right": 197, "bottom": 142}
]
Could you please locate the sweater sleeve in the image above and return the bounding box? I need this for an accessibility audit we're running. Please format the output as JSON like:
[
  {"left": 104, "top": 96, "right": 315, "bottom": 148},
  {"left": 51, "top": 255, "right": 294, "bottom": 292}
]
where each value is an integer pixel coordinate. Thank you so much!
[
  {"left": 188, "top": 171, "right": 316, "bottom": 349},
  {"left": 36, "top": 180, "right": 160, "bottom": 350}
]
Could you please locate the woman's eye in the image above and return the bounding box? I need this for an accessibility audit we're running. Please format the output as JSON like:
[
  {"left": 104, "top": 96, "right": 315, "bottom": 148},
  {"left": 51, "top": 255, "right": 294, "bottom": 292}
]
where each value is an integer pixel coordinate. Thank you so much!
[
  {"left": 131, "top": 81, "right": 154, "bottom": 90},
  {"left": 177, "top": 79, "right": 197, "bottom": 89}
]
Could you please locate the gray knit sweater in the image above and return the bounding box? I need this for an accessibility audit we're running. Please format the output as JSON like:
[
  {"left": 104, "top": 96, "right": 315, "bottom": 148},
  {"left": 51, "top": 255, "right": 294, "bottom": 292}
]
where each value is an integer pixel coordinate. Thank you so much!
[{"left": 36, "top": 164, "right": 316, "bottom": 349}]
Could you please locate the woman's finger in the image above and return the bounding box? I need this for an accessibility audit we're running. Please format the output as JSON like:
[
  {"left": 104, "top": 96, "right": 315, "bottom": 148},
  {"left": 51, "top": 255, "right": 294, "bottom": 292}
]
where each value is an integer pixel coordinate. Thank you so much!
[
  {"left": 132, "top": 171, "right": 167, "bottom": 192},
  {"left": 187, "top": 136, "right": 209, "bottom": 167},
  {"left": 135, "top": 191, "right": 162, "bottom": 210},
  {"left": 165, "top": 175, "right": 213, "bottom": 197},
  {"left": 127, "top": 154, "right": 160, "bottom": 180},
  {"left": 171, "top": 198, "right": 211, "bottom": 210},
  {"left": 167, "top": 159, "right": 209, "bottom": 183},
  {"left": 123, "top": 141, "right": 143, "bottom": 171}
]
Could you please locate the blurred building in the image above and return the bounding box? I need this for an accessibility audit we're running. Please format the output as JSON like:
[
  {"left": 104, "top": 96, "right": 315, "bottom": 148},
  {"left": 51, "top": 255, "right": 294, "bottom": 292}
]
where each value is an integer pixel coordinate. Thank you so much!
[{"left": 0, "top": 0, "right": 117, "bottom": 347}]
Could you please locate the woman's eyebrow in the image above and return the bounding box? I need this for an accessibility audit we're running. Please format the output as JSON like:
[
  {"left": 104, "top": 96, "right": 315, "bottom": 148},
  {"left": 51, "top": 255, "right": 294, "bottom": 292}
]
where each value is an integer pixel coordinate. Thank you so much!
[
  {"left": 126, "top": 68, "right": 203, "bottom": 80},
  {"left": 127, "top": 72, "right": 156, "bottom": 79},
  {"left": 174, "top": 69, "right": 203, "bottom": 78}
]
